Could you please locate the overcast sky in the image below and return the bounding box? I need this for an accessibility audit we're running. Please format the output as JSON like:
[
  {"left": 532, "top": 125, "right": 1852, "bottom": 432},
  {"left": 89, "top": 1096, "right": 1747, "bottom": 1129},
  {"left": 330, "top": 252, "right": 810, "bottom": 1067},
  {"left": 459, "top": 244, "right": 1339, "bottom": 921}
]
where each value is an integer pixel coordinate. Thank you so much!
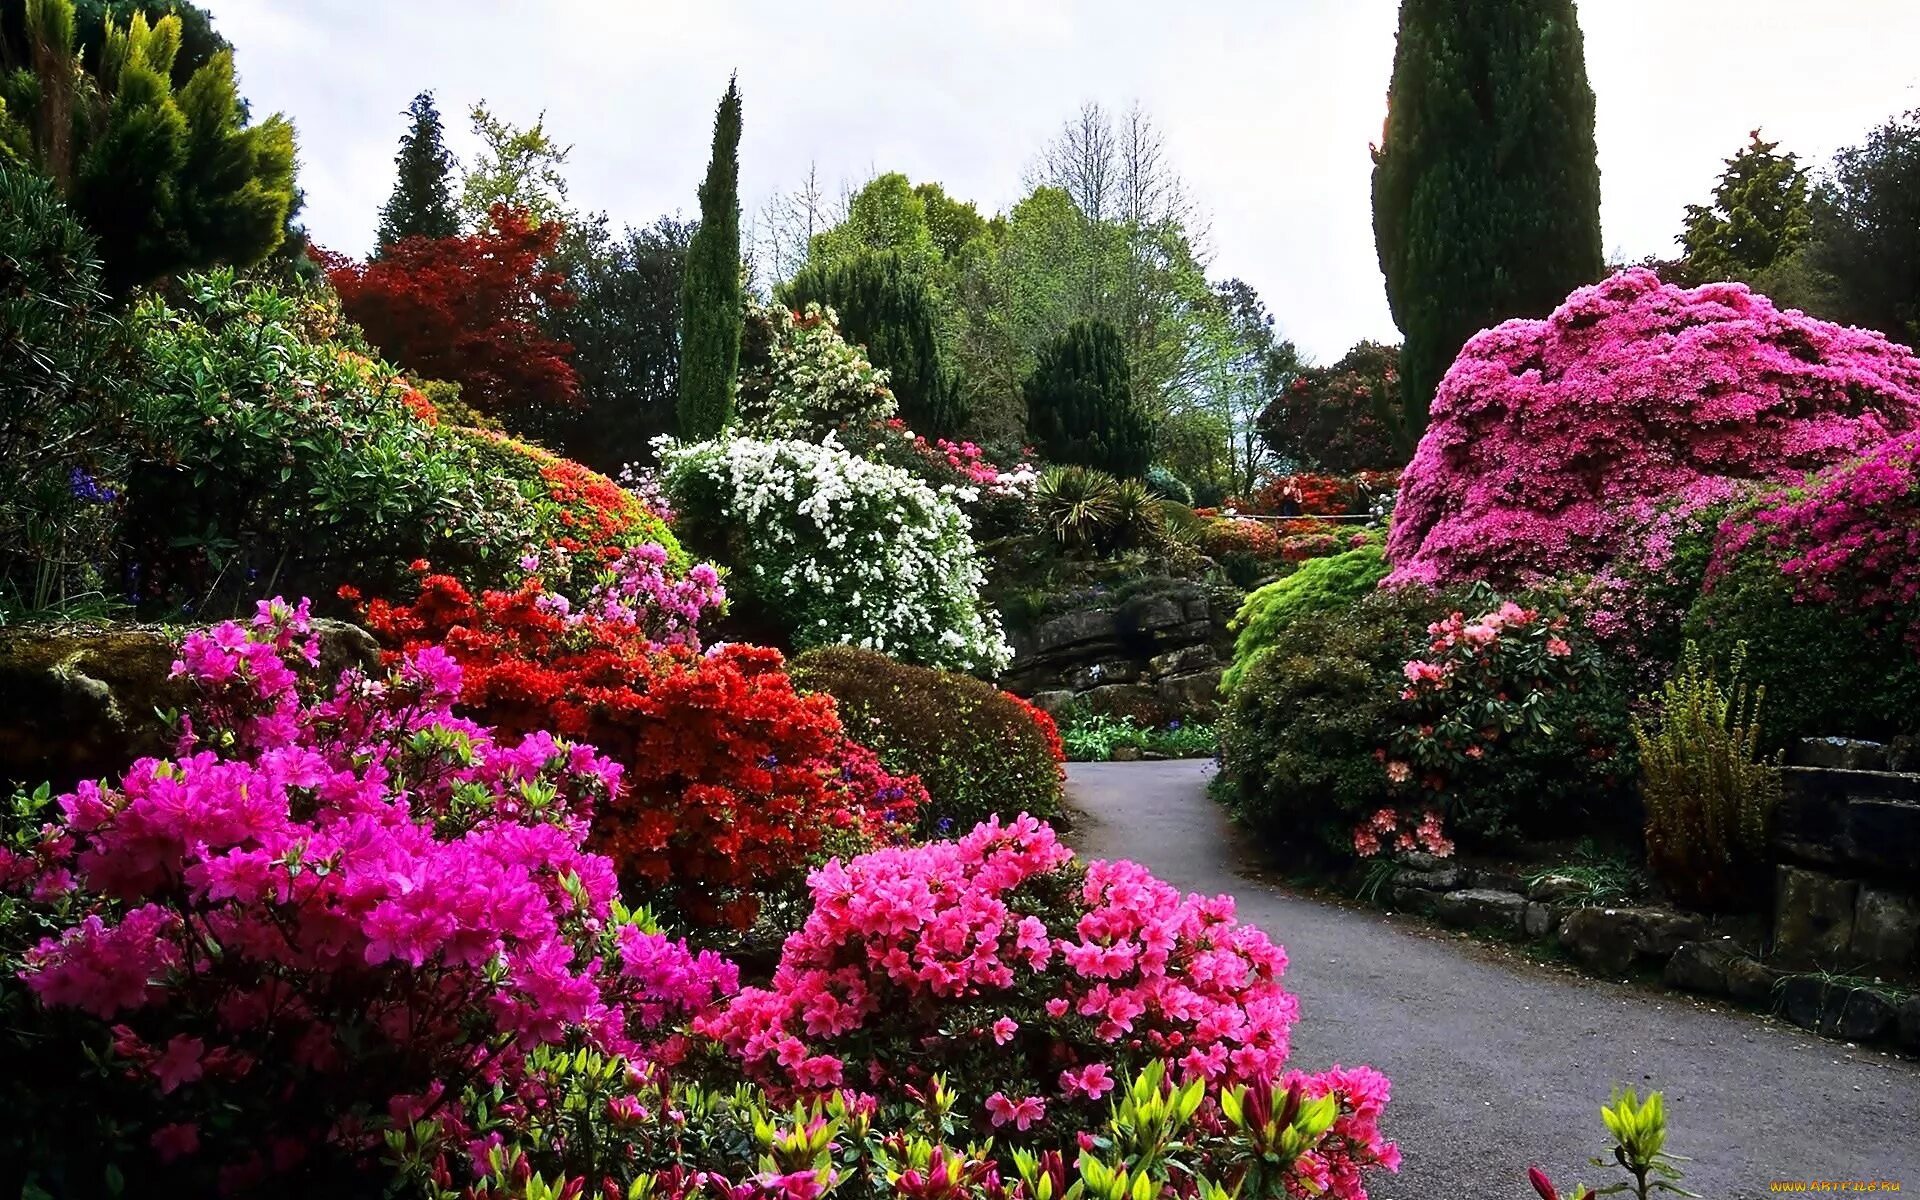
[{"left": 205, "top": 1, "right": 1920, "bottom": 362}]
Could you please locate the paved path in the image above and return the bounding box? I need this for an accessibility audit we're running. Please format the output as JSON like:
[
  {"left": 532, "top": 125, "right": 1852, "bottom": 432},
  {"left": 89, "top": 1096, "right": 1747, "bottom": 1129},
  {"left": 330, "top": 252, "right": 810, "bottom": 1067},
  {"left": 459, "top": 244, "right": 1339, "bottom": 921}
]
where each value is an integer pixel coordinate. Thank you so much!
[{"left": 1066, "top": 761, "right": 1920, "bottom": 1200}]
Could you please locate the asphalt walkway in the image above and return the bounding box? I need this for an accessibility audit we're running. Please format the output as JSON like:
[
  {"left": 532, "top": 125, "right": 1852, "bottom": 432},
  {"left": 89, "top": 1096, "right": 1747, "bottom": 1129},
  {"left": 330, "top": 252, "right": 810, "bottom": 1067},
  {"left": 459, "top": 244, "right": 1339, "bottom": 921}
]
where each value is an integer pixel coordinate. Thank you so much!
[{"left": 1065, "top": 760, "right": 1920, "bottom": 1200}]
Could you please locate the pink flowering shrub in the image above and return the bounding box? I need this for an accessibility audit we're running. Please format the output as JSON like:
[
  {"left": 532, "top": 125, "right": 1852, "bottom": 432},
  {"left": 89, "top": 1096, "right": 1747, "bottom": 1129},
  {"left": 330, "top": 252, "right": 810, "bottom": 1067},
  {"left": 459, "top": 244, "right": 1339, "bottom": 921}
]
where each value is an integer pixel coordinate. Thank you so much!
[
  {"left": 1388, "top": 269, "right": 1920, "bottom": 587},
  {"left": 1576, "top": 478, "right": 1756, "bottom": 681},
  {"left": 0, "top": 599, "right": 739, "bottom": 1190},
  {"left": 693, "top": 816, "right": 1396, "bottom": 1198},
  {"left": 1686, "top": 433, "right": 1920, "bottom": 744},
  {"left": 1384, "top": 591, "right": 1633, "bottom": 844}
]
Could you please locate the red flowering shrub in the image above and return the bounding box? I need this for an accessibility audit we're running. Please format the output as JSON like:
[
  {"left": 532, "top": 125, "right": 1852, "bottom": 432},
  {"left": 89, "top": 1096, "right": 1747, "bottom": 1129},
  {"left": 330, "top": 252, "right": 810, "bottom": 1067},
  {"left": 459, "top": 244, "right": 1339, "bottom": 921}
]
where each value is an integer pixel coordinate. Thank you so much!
[
  {"left": 695, "top": 816, "right": 1398, "bottom": 1197},
  {"left": 1388, "top": 269, "right": 1920, "bottom": 587},
  {"left": 1199, "top": 517, "right": 1282, "bottom": 561},
  {"left": 1256, "top": 341, "right": 1402, "bottom": 473},
  {"left": 320, "top": 205, "right": 578, "bottom": 420},
  {"left": 0, "top": 599, "right": 737, "bottom": 1190},
  {"left": 360, "top": 573, "right": 922, "bottom": 929},
  {"left": 1252, "top": 473, "right": 1354, "bottom": 517}
]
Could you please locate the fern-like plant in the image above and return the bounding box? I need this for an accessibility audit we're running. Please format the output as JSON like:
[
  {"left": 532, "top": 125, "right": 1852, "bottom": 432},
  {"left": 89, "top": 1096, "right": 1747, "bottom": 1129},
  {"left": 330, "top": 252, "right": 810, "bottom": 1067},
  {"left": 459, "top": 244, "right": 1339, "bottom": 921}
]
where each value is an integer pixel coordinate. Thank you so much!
[{"left": 1633, "top": 641, "right": 1782, "bottom": 911}]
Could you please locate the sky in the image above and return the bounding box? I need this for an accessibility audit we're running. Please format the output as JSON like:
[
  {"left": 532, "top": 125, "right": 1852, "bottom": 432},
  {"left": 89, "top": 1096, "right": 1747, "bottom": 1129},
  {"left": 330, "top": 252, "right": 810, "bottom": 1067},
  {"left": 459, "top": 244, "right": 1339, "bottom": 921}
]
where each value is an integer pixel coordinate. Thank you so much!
[{"left": 205, "top": 1, "right": 1920, "bottom": 362}]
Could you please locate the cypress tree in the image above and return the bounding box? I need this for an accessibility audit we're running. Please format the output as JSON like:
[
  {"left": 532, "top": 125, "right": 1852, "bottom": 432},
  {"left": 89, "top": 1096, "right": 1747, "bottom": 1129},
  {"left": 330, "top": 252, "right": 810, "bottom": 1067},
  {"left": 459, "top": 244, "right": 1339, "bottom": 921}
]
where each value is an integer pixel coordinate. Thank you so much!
[
  {"left": 375, "top": 90, "right": 459, "bottom": 250},
  {"left": 677, "top": 75, "right": 743, "bottom": 439},
  {"left": 1372, "top": 0, "right": 1602, "bottom": 444},
  {"left": 781, "top": 249, "right": 969, "bottom": 437},
  {"left": 1024, "top": 319, "right": 1153, "bottom": 478}
]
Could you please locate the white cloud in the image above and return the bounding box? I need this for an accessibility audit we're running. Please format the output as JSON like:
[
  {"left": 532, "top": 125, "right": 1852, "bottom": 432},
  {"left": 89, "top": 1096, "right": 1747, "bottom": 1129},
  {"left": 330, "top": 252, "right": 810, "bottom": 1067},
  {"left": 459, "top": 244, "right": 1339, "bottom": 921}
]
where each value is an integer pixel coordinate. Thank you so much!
[{"left": 206, "top": 0, "right": 1920, "bottom": 361}]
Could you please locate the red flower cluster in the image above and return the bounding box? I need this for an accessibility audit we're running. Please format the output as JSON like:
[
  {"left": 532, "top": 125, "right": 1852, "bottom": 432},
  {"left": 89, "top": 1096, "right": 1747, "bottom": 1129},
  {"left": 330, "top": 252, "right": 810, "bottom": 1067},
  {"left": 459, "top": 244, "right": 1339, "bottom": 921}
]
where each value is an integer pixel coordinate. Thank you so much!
[
  {"left": 319, "top": 205, "right": 578, "bottom": 419},
  {"left": 1199, "top": 518, "right": 1282, "bottom": 561},
  {"left": 360, "top": 575, "right": 924, "bottom": 928},
  {"left": 1252, "top": 474, "right": 1354, "bottom": 517},
  {"left": 1006, "top": 693, "right": 1067, "bottom": 772}
]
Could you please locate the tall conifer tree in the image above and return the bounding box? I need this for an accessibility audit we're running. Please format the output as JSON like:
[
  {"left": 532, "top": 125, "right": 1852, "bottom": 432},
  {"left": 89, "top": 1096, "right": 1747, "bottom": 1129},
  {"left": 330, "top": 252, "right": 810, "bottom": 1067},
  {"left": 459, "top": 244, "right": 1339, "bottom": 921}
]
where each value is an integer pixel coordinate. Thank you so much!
[
  {"left": 677, "top": 75, "right": 743, "bottom": 439},
  {"left": 1679, "top": 130, "right": 1810, "bottom": 285},
  {"left": 375, "top": 91, "right": 459, "bottom": 249},
  {"left": 1372, "top": 0, "right": 1602, "bottom": 443}
]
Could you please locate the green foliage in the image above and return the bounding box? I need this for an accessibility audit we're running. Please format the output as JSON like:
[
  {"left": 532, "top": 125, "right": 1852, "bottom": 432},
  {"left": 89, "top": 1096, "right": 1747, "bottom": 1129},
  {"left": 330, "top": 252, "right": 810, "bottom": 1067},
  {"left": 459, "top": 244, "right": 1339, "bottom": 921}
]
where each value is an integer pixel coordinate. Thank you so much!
[
  {"left": 790, "top": 645, "right": 1062, "bottom": 835},
  {"left": 782, "top": 248, "right": 967, "bottom": 436},
  {"left": 119, "top": 272, "right": 627, "bottom": 613},
  {"left": 375, "top": 90, "right": 459, "bottom": 248},
  {"left": 457, "top": 101, "right": 570, "bottom": 228},
  {"left": 1216, "top": 588, "right": 1445, "bottom": 857},
  {"left": 1633, "top": 643, "right": 1782, "bottom": 912},
  {"left": 1221, "top": 545, "right": 1388, "bottom": 694},
  {"left": 1032, "top": 465, "right": 1163, "bottom": 557},
  {"left": 1807, "top": 107, "right": 1920, "bottom": 344},
  {"left": 1524, "top": 841, "right": 1648, "bottom": 909},
  {"left": 736, "top": 297, "right": 897, "bottom": 440},
  {"left": 1143, "top": 464, "right": 1193, "bottom": 505},
  {"left": 1372, "top": 0, "right": 1602, "bottom": 441},
  {"left": 1025, "top": 319, "right": 1153, "bottom": 477},
  {"left": 1683, "top": 541, "right": 1920, "bottom": 747},
  {"left": 0, "top": 163, "right": 129, "bottom": 616},
  {"left": 536, "top": 213, "right": 691, "bottom": 473},
  {"left": 677, "top": 76, "right": 742, "bottom": 438},
  {"left": 1678, "top": 129, "right": 1811, "bottom": 286},
  {"left": 1058, "top": 710, "right": 1215, "bottom": 762},
  {"left": 0, "top": 0, "right": 295, "bottom": 291}
]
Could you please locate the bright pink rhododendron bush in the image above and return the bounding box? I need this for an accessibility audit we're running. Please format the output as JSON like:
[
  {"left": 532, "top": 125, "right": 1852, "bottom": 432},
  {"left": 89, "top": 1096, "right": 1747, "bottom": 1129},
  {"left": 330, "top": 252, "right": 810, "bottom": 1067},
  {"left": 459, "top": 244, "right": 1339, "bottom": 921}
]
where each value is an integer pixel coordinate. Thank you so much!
[
  {"left": 698, "top": 816, "right": 1397, "bottom": 1194},
  {"left": 1387, "top": 269, "right": 1920, "bottom": 587}
]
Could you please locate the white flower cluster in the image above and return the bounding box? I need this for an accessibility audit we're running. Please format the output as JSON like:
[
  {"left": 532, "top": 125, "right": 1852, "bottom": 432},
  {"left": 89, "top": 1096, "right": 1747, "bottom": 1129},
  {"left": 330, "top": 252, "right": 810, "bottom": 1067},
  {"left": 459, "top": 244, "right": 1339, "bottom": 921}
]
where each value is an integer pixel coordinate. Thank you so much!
[{"left": 657, "top": 433, "right": 1012, "bottom": 674}]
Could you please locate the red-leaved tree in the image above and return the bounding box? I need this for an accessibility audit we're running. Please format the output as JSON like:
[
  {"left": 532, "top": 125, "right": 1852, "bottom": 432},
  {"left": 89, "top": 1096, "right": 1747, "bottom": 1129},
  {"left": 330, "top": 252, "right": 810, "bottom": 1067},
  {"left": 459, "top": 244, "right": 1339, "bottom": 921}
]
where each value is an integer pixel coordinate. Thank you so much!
[{"left": 319, "top": 204, "right": 578, "bottom": 418}]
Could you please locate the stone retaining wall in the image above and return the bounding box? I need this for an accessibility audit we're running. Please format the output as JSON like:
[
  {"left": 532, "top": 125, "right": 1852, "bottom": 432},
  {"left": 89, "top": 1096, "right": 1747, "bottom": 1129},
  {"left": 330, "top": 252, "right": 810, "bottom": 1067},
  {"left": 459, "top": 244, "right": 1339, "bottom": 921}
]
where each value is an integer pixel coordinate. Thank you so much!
[{"left": 1000, "top": 580, "right": 1235, "bottom": 722}]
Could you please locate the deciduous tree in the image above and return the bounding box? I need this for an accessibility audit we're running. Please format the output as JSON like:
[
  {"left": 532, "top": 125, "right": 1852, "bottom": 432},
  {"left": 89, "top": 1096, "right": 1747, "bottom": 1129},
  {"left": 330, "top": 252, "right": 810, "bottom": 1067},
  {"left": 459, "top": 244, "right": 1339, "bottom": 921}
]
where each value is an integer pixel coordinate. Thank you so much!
[{"left": 320, "top": 205, "right": 578, "bottom": 422}]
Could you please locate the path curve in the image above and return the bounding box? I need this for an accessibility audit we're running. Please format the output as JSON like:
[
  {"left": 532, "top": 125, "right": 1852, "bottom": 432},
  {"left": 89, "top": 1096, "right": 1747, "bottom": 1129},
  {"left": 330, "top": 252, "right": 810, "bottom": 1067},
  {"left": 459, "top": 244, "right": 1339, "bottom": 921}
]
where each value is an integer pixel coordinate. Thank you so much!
[{"left": 1066, "top": 760, "right": 1920, "bottom": 1200}]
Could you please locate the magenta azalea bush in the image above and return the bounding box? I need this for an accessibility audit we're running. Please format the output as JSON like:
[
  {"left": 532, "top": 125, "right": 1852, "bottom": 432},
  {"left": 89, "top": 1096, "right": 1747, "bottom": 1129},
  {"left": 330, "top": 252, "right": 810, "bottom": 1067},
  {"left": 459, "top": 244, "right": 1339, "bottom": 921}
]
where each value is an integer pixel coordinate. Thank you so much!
[
  {"left": 1387, "top": 269, "right": 1920, "bottom": 587},
  {"left": 0, "top": 599, "right": 738, "bottom": 1190},
  {"left": 695, "top": 818, "right": 1398, "bottom": 1196}
]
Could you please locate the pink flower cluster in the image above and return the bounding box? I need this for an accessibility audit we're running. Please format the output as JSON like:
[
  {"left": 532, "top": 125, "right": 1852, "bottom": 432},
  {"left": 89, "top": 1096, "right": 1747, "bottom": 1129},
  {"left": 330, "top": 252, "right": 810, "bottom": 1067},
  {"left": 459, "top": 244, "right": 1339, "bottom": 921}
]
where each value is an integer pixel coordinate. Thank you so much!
[
  {"left": 1707, "top": 431, "right": 1920, "bottom": 646},
  {"left": 522, "top": 541, "right": 726, "bottom": 649},
  {"left": 9, "top": 599, "right": 737, "bottom": 1179},
  {"left": 1579, "top": 476, "right": 1754, "bottom": 663},
  {"left": 696, "top": 814, "right": 1312, "bottom": 1120},
  {"left": 1351, "top": 807, "right": 1453, "bottom": 859},
  {"left": 1387, "top": 269, "right": 1920, "bottom": 587}
]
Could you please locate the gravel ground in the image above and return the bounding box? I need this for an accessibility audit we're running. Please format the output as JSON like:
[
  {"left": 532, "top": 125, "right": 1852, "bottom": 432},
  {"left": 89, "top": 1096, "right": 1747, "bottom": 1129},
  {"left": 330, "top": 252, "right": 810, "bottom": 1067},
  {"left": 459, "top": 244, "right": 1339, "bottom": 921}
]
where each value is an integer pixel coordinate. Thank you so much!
[{"left": 1065, "top": 760, "right": 1920, "bottom": 1200}]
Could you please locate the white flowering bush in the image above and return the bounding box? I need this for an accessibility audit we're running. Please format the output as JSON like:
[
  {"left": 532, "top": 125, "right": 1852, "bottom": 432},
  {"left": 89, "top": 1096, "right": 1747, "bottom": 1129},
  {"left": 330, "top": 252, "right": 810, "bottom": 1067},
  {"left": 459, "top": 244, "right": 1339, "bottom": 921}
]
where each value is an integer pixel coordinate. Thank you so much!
[
  {"left": 737, "top": 300, "right": 898, "bottom": 440},
  {"left": 657, "top": 433, "right": 1012, "bottom": 673}
]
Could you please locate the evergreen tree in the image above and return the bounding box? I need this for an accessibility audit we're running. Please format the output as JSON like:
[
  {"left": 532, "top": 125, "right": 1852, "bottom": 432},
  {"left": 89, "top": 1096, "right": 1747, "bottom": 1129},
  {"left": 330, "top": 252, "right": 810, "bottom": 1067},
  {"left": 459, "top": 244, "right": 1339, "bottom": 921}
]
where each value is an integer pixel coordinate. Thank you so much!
[
  {"left": 1807, "top": 109, "right": 1920, "bottom": 344},
  {"left": 1372, "top": 0, "right": 1602, "bottom": 443},
  {"left": 1679, "top": 130, "right": 1810, "bottom": 285},
  {"left": 375, "top": 91, "right": 459, "bottom": 250},
  {"left": 1024, "top": 319, "right": 1153, "bottom": 478},
  {"left": 677, "top": 75, "right": 743, "bottom": 439},
  {"left": 0, "top": 0, "right": 295, "bottom": 293},
  {"left": 781, "top": 249, "right": 968, "bottom": 437}
]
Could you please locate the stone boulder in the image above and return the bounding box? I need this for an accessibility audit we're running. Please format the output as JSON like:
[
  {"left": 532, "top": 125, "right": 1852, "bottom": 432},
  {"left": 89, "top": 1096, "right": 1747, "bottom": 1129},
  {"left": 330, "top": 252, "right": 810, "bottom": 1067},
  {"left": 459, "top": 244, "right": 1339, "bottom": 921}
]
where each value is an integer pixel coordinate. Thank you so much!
[
  {"left": 1773, "top": 867, "right": 1858, "bottom": 964},
  {"left": 0, "top": 619, "right": 380, "bottom": 791},
  {"left": 1556, "top": 907, "right": 1706, "bottom": 976},
  {"left": 1432, "top": 888, "right": 1527, "bottom": 934}
]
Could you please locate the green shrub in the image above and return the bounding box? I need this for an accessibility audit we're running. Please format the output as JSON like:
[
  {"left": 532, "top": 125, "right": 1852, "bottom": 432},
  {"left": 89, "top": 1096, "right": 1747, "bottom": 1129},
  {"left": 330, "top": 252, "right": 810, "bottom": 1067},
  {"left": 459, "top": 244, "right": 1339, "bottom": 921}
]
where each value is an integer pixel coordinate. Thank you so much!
[
  {"left": 789, "top": 645, "right": 1061, "bottom": 835},
  {"left": 122, "top": 272, "right": 670, "bottom": 613},
  {"left": 1683, "top": 539, "right": 1920, "bottom": 749},
  {"left": 1144, "top": 464, "right": 1194, "bottom": 505},
  {"left": 736, "top": 298, "right": 899, "bottom": 440},
  {"left": 1635, "top": 643, "right": 1783, "bottom": 911},
  {"left": 1216, "top": 587, "right": 1445, "bottom": 856},
  {"left": 1035, "top": 465, "right": 1165, "bottom": 556},
  {"left": 0, "top": 164, "right": 130, "bottom": 617},
  {"left": 1222, "top": 544, "right": 1389, "bottom": 694},
  {"left": 1058, "top": 710, "right": 1215, "bottom": 761}
]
